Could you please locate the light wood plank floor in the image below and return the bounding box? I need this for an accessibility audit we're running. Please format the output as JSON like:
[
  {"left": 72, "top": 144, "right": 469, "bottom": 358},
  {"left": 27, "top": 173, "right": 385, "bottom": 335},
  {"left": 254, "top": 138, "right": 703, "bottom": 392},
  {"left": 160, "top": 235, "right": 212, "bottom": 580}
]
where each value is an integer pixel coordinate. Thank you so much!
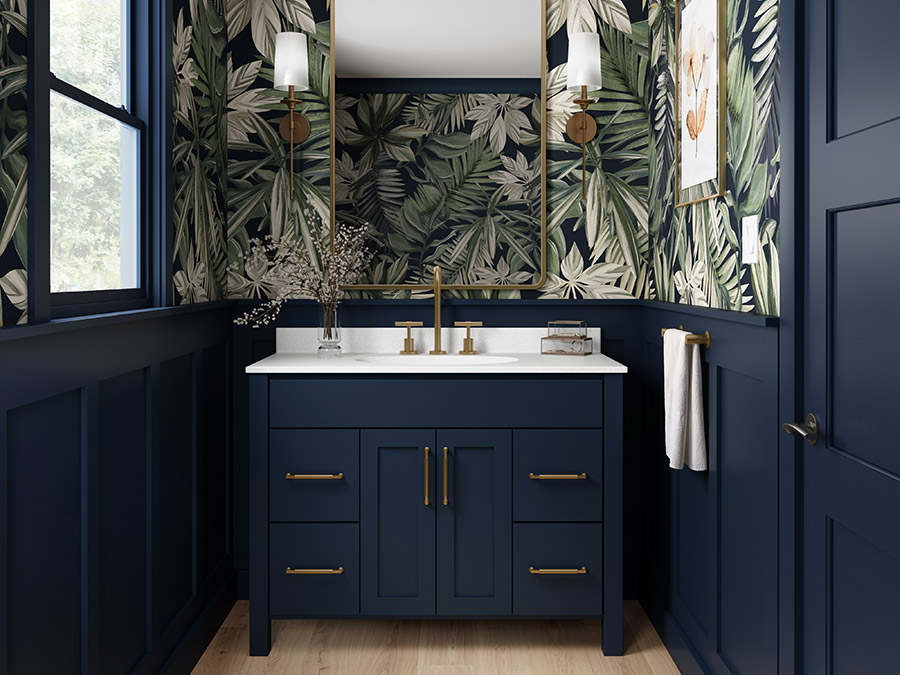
[{"left": 192, "top": 601, "right": 680, "bottom": 675}]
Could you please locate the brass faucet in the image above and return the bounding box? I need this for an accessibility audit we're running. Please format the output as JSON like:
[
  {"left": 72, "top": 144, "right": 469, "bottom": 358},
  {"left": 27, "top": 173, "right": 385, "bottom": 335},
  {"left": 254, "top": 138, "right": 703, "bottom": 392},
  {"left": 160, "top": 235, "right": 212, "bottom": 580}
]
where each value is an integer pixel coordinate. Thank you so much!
[{"left": 429, "top": 266, "right": 446, "bottom": 354}]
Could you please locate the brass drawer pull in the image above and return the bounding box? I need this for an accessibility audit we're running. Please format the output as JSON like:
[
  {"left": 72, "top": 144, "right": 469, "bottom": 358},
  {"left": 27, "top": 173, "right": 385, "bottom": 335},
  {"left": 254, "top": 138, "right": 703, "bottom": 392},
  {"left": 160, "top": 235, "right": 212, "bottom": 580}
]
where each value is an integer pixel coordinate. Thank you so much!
[
  {"left": 285, "top": 473, "right": 344, "bottom": 480},
  {"left": 424, "top": 447, "right": 430, "bottom": 505},
  {"left": 443, "top": 446, "right": 449, "bottom": 506},
  {"left": 286, "top": 566, "right": 344, "bottom": 575},
  {"left": 528, "top": 473, "right": 587, "bottom": 480},
  {"left": 529, "top": 566, "right": 587, "bottom": 575}
]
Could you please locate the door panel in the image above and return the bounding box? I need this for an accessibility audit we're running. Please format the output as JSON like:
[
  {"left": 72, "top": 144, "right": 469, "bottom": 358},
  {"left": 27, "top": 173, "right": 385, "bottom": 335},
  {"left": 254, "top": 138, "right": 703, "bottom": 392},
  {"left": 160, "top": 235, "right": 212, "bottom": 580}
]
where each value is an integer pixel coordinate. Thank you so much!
[
  {"left": 830, "top": 203, "right": 900, "bottom": 475},
  {"left": 831, "top": 0, "right": 900, "bottom": 137},
  {"left": 361, "top": 430, "right": 435, "bottom": 614},
  {"left": 436, "top": 430, "right": 511, "bottom": 615},
  {"left": 803, "top": 0, "right": 900, "bottom": 671}
]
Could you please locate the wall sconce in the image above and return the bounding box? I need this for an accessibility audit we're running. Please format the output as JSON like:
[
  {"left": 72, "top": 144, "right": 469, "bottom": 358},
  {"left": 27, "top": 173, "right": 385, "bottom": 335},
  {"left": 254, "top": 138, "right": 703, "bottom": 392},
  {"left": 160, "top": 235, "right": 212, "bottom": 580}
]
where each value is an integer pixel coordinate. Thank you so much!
[
  {"left": 566, "top": 32, "right": 602, "bottom": 200},
  {"left": 274, "top": 32, "right": 311, "bottom": 199}
]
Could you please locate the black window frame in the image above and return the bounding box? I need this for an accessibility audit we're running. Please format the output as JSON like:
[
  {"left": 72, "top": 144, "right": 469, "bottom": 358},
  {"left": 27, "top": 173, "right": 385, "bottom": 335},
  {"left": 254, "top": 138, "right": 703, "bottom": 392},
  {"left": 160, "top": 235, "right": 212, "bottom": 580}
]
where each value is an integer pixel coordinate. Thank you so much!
[{"left": 29, "top": 0, "right": 170, "bottom": 321}]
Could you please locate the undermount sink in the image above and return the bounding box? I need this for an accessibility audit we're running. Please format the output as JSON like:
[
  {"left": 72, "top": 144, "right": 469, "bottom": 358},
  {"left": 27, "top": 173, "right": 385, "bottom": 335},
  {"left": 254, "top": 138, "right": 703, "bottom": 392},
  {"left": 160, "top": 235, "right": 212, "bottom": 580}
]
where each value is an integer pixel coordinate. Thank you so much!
[{"left": 354, "top": 354, "right": 519, "bottom": 366}]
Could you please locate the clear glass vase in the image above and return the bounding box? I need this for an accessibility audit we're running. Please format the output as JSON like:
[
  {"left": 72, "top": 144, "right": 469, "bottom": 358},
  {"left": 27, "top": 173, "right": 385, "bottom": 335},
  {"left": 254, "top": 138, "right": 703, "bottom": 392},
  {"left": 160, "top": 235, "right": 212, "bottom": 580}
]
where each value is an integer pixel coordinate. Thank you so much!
[{"left": 317, "top": 304, "right": 342, "bottom": 358}]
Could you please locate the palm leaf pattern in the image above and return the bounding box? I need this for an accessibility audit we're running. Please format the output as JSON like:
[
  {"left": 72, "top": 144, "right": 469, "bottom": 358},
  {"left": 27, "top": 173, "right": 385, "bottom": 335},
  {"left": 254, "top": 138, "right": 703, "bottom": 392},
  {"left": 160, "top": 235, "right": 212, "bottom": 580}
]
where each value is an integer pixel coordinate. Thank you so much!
[
  {"left": 0, "top": 0, "right": 28, "bottom": 325},
  {"left": 184, "top": 0, "right": 778, "bottom": 312},
  {"left": 172, "top": 0, "right": 229, "bottom": 304},
  {"left": 334, "top": 92, "right": 542, "bottom": 289},
  {"left": 225, "top": 0, "right": 332, "bottom": 298},
  {"left": 647, "top": 0, "right": 780, "bottom": 314}
]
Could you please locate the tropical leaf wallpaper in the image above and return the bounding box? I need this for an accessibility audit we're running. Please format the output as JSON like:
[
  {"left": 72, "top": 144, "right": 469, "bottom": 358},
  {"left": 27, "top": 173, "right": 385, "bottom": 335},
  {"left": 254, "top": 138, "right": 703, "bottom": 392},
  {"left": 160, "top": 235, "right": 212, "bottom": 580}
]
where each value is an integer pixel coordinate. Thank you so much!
[
  {"left": 217, "top": 0, "right": 779, "bottom": 312},
  {"left": 0, "top": 0, "right": 28, "bottom": 325},
  {"left": 0, "top": 0, "right": 779, "bottom": 321},
  {"left": 647, "top": 0, "right": 780, "bottom": 314},
  {"left": 172, "top": 0, "right": 229, "bottom": 304},
  {"left": 334, "top": 92, "right": 543, "bottom": 289},
  {"left": 224, "top": 0, "right": 332, "bottom": 300}
]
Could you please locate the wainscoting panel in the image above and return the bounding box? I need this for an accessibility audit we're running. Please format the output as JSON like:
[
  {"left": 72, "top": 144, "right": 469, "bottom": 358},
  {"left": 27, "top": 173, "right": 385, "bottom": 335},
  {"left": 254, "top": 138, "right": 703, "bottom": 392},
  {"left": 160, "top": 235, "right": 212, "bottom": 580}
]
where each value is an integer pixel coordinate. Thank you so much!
[
  {"left": 158, "top": 354, "right": 196, "bottom": 635},
  {"left": 197, "top": 344, "right": 229, "bottom": 588},
  {"left": 0, "top": 305, "right": 236, "bottom": 675},
  {"left": 718, "top": 367, "right": 778, "bottom": 675},
  {"left": 98, "top": 369, "right": 149, "bottom": 675},
  {"left": 640, "top": 306, "right": 779, "bottom": 675},
  {"left": 6, "top": 391, "right": 82, "bottom": 675}
]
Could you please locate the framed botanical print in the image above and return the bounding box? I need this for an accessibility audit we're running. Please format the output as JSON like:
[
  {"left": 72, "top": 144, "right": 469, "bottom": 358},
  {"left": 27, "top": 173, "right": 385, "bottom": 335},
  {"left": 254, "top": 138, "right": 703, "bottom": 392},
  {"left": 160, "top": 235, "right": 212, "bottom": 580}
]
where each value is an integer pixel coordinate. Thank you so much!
[{"left": 675, "top": 0, "right": 726, "bottom": 207}]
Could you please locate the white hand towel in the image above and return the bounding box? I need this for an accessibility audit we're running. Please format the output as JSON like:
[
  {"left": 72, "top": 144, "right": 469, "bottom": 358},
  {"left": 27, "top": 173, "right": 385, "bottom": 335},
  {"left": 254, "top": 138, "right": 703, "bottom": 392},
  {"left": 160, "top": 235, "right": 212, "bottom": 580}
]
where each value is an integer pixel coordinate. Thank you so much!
[{"left": 664, "top": 329, "right": 708, "bottom": 471}]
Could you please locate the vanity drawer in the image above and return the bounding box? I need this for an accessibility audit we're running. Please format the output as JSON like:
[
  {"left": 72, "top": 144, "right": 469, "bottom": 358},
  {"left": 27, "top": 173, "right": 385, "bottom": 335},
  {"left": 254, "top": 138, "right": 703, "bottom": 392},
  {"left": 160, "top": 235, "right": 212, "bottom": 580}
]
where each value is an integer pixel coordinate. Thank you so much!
[
  {"left": 270, "top": 429, "right": 359, "bottom": 522},
  {"left": 513, "top": 429, "right": 603, "bottom": 522},
  {"left": 513, "top": 523, "right": 603, "bottom": 615},
  {"left": 270, "top": 523, "right": 359, "bottom": 616}
]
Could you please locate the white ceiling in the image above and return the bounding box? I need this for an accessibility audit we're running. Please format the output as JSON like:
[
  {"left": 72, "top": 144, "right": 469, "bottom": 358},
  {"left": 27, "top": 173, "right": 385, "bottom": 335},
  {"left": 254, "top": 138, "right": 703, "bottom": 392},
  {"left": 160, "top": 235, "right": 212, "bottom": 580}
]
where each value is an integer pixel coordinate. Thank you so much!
[{"left": 334, "top": 0, "right": 542, "bottom": 79}]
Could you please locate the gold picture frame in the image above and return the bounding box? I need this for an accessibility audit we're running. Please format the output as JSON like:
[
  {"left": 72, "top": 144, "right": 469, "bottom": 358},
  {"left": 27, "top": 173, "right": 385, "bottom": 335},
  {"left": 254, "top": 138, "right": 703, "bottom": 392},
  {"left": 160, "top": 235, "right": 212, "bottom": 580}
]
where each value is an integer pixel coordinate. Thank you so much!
[
  {"left": 674, "top": 0, "right": 726, "bottom": 208},
  {"left": 328, "top": 0, "right": 548, "bottom": 292}
]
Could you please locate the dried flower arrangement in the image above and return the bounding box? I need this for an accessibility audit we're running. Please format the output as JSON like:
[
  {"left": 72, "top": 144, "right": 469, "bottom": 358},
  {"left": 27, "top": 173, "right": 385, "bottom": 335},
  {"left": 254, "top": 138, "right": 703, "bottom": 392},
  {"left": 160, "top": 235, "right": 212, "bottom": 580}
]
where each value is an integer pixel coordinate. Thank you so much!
[{"left": 233, "top": 210, "right": 373, "bottom": 330}]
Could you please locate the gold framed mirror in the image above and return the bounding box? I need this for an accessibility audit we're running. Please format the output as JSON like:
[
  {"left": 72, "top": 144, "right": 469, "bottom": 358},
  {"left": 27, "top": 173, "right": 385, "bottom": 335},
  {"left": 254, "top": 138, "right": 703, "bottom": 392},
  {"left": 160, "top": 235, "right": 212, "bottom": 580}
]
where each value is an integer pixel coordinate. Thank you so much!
[{"left": 328, "top": 0, "right": 547, "bottom": 292}]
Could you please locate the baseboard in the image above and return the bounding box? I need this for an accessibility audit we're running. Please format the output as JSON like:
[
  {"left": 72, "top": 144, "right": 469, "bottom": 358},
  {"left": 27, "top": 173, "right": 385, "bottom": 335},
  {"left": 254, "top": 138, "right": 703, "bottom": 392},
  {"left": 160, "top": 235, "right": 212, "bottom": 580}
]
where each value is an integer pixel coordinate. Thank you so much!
[
  {"left": 160, "top": 572, "right": 238, "bottom": 674},
  {"left": 639, "top": 583, "right": 710, "bottom": 675}
]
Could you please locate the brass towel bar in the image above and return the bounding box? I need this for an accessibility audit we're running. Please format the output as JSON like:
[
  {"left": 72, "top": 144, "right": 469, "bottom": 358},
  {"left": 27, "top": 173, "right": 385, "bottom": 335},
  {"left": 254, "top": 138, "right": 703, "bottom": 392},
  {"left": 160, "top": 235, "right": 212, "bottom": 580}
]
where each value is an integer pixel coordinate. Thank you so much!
[
  {"left": 285, "top": 473, "right": 344, "bottom": 480},
  {"left": 661, "top": 326, "right": 711, "bottom": 348}
]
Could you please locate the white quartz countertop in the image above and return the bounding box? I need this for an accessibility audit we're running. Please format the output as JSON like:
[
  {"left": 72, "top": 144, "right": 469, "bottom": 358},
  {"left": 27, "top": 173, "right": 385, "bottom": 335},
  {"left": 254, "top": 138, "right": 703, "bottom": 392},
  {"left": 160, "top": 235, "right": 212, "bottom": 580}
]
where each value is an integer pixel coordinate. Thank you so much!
[{"left": 245, "top": 327, "right": 628, "bottom": 375}]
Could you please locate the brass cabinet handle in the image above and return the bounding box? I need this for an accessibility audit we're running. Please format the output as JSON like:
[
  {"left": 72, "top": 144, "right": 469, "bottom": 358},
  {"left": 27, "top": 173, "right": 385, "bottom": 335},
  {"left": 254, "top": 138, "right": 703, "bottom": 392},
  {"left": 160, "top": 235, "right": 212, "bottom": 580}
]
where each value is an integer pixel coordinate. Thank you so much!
[
  {"left": 286, "top": 566, "right": 344, "bottom": 575},
  {"left": 528, "top": 473, "right": 587, "bottom": 480},
  {"left": 424, "top": 447, "right": 430, "bottom": 505},
  {"left": 529, "top": 566, "right": 587, "bottom": 575},
  {"left": 285, "top": 473, "right": 344, "bottom": 480},
  {"left": 442, "top": 446, "right": 449, "bottom": 505}
]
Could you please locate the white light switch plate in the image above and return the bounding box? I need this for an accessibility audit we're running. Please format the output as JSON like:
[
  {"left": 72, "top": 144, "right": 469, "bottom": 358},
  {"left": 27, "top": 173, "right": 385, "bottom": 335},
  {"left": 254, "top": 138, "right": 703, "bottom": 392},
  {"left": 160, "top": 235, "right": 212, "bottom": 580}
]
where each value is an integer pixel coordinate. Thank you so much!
[{"left": 742, "top": 215, "right": 759, "bottom": 264}]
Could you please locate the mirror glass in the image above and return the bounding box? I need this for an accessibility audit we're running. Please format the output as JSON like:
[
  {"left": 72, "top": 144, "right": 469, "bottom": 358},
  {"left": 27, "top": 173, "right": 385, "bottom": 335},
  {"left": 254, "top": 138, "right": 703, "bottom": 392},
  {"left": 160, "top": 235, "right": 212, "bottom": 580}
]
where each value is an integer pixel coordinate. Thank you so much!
[{"left": 332, "top": 0, "right": 545, "bottom": 290}]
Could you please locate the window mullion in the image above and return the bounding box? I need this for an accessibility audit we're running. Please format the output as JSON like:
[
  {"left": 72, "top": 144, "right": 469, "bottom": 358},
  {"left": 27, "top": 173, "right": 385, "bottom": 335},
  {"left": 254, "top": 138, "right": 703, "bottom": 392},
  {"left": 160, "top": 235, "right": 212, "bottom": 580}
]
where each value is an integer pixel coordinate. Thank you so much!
[{"left": 49, "top": 75, "right": 145, "bottom": 132}]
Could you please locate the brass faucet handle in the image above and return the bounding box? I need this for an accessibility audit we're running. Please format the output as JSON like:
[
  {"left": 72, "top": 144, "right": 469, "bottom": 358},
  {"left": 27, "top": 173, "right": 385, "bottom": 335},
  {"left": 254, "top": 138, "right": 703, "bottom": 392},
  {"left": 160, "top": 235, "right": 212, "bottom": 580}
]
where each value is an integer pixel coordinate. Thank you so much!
[
  {"left": 454, "top": 321, "right": 483, "bottom": 355},
  {"left": 395, "top": 321, "right": 423, "bottom": 355}
]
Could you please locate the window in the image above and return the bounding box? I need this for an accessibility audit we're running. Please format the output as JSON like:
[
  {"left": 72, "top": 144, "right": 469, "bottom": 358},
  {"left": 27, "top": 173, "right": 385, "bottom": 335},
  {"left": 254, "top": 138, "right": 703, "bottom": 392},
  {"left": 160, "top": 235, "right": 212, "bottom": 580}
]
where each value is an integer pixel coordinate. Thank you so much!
[{"left": 49, "top": 0, "right": 147, "bottom": 313}]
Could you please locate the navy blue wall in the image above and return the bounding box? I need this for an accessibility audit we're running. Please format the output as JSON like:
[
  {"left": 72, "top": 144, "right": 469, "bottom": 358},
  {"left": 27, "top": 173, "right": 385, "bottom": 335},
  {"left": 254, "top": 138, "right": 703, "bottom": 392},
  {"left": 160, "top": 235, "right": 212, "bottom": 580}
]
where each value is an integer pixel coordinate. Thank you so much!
[{"left": 0, "top": 304, "right": 236, "bottom": 675}]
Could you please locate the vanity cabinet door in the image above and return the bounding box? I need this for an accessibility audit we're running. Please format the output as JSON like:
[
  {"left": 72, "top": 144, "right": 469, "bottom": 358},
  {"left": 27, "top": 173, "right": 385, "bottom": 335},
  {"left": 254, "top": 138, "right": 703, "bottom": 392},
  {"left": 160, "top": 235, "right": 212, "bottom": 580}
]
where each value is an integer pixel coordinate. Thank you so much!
[
  {"left": 436, "top": 430, "right": 512, "bottom": 615},
  {"left": 360, "top": 429, "right": 436, "bottom": 615}
]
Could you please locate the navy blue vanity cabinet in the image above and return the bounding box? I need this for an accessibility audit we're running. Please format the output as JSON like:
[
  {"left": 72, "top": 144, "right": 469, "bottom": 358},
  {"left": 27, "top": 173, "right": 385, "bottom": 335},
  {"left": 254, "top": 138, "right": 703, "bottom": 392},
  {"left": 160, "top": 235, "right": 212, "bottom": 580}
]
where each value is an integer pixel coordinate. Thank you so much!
[
  {"left": 361, "top": 429, "right": 437, "bottom": 614},
  {"left": 436, "top": 430, "right": 512, "bottom": 614},
  {"left": 249, "top": 374, "right": 623, "bottom": 657},
  {"left": 359, "top": 429, "right": 511, "bottom": 615}
]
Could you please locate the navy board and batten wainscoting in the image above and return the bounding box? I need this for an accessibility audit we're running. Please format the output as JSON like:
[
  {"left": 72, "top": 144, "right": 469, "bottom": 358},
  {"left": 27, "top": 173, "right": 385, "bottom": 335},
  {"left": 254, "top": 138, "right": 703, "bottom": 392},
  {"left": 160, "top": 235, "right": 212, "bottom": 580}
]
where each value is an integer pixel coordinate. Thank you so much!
[
  {"left": 0, "top": 305, "right": 235, "bottom": 675},
  {"left": 247, "top": 368, "right": 625, "bottom": 657}
]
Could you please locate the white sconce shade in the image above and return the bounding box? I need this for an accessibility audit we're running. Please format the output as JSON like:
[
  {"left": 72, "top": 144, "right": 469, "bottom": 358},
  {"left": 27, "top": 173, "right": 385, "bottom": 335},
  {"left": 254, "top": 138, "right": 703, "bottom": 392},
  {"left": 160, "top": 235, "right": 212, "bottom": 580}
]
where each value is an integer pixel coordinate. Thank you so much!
[
  {"left": 274, "top": 32, "right": 310, "bottom": 91},
  {"left": 566, "top": 32, "right": 602, "bottom": 91}
]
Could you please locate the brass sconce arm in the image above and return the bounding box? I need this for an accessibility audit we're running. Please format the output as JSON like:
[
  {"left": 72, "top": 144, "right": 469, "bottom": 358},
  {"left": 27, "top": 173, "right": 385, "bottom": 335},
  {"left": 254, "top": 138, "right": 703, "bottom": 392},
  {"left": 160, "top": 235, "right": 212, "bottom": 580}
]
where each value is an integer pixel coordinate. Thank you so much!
[
  {"left": 566, "top": 85, "right": 597, "bottom": 200},
  {"left": 279, "top": 85, "right": 311, "bottom": 199}
]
